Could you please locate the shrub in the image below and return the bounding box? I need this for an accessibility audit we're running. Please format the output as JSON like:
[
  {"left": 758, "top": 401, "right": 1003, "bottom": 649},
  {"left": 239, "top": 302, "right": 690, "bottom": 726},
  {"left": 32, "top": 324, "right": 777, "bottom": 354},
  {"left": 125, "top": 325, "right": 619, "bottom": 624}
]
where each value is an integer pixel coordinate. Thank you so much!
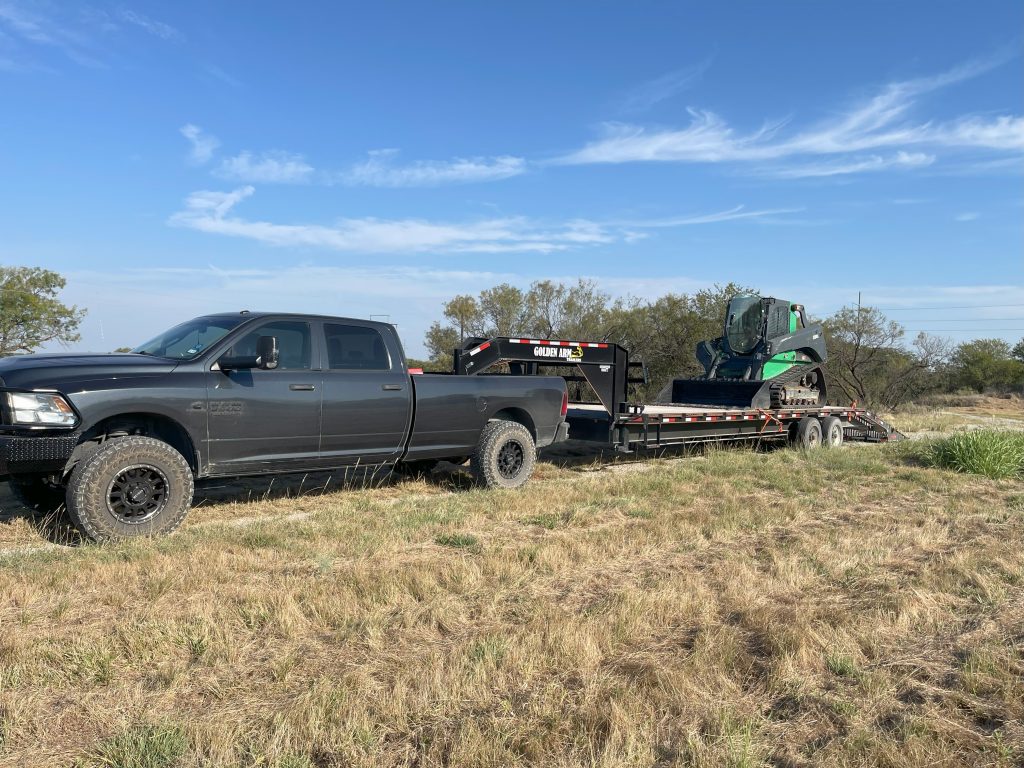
[{"left": 927, "top": 431, "right": 1024, "bottom": 480}]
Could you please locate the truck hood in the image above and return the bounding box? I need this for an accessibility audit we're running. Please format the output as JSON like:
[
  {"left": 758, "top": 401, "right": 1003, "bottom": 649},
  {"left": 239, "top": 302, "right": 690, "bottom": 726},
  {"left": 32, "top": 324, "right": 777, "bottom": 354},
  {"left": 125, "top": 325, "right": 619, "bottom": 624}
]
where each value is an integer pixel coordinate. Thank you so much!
[{"left": 0, "top": 353, "right": 178, "bottom": 390}]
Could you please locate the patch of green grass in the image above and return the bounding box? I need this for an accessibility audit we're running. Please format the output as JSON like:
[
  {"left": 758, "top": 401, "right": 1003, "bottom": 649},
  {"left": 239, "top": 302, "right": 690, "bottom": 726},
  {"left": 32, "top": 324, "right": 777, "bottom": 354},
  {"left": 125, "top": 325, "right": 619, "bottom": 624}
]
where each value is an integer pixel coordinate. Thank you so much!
[
  {"left": 82, "top": 724, "right": 186, "bottom": 768},
  {"left": 927, "top": 431, "right": 1024, "bottom": 480},
  {"left": 826, "top": 653, "right": 861, "bottom": 679},
  {"left": 434, "top": 533, "right": 481, "bottom": 552},
  {"left": 524, "top": 512, "right": 563, "bottom": 529}
]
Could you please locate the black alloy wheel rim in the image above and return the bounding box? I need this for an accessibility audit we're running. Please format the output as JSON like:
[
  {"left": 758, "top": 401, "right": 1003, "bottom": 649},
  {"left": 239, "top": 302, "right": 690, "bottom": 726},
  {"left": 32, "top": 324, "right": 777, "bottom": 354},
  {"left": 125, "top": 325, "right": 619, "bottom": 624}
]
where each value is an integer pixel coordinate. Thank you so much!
[
  {"left": 107, "top": 464, "right": 169, "bottom": 523},
  {"left": 497, "top": 440, "right": 525, "bottom": 479}
]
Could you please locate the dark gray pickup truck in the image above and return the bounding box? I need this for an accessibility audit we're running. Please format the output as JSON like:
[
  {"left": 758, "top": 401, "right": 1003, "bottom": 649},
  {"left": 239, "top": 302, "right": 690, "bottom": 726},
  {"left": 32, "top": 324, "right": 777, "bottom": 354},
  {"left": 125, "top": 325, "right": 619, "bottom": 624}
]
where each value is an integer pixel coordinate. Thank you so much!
[{"left": 0, "top": 312, "right": 568, "bottom": 540}]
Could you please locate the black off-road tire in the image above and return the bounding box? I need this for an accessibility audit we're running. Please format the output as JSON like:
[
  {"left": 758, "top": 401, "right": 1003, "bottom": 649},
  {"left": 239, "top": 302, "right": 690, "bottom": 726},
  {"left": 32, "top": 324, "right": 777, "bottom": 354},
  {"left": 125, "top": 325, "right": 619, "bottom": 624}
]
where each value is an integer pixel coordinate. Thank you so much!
[
  {"left": 821, "top": 416, "right": 844, "bottom": 448},
  {"left": 7, "top": 474, "right": 66, "bottom": 515},
  {"left": 65, "top": 436, "right": 194, "bottom": 542},
  {"left": 472, "top": 420, "right": 536, "bottom": 489},
  {"left": 794, "top": 417, "right": 823, "bottom": 449}
]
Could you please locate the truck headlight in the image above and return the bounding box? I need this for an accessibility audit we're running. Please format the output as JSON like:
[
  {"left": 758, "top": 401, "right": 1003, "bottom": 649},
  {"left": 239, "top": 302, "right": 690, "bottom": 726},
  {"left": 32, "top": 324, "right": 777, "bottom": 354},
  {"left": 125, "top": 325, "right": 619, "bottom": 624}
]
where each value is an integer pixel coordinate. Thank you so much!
[{"left": 6, "top": 392, "right": 78, "bottom": 426}]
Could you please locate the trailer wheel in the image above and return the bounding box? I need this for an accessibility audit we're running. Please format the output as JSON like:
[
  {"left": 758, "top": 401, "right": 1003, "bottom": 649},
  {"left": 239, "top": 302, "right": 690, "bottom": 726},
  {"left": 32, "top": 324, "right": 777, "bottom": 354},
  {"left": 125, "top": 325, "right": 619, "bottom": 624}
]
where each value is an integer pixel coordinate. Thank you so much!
[
  {"left": 472, "top": 420, "right": 536, "bottom": 489},
  {"left": 7, "top": 474, "right": 65, "bottom": 515},
  {"left": 794, "top": 417, "right": 822, "bottom": 449},
  {"left": 65, "top": 436, "right": 194, "bottom": 542},
  {"left": 821, "top": 416, "right": 844, "bottom": 448}
]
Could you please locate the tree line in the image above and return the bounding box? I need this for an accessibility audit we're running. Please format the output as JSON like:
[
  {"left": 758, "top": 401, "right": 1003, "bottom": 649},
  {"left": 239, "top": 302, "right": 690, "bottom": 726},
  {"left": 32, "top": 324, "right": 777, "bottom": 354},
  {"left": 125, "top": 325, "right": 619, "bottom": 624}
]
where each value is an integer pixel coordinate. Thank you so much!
[{"left": 419, "top": 279, "right": 1024, "bottom": 409}]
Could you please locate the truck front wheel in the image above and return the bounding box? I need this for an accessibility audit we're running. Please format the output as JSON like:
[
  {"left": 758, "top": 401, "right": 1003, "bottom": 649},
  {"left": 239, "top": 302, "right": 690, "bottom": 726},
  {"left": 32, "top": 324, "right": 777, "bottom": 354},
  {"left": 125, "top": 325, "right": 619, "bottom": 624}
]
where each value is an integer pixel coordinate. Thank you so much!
[
  {"left": 65, "top": 436, "right": 194, "bottom": 541},
  {"left": 472, "top": 420, "right": 536, "bottom": 489}
]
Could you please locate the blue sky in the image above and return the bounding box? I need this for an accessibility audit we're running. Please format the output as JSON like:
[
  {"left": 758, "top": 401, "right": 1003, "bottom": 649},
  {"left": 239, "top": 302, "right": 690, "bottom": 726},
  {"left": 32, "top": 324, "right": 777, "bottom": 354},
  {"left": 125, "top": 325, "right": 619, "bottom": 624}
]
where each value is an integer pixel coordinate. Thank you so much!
[{"left": 1, "top": 1, "right": 1022, "bottom": 357}]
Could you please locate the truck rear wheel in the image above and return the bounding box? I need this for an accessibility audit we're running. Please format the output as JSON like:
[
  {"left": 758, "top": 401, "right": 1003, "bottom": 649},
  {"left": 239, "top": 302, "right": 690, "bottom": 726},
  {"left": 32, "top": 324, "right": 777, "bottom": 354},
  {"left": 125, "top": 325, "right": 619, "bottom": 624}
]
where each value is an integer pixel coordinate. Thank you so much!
[
  {"left": 65, "top": 436, "right": 194, "bottom": 542},
  {"left": 821, "top": 416, "right": 844, "bottom": 447},
  {"left": 793, "top": 416, "right": 822, "bottom": 449},
  {"left": 472, "top": 420, "right": 536, "bottom": 489}
]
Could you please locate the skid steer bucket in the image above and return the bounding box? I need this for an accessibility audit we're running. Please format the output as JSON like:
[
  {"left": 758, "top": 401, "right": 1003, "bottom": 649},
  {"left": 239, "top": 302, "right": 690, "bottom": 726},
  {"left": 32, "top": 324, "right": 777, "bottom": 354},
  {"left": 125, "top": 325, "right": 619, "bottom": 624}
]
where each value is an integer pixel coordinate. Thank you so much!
[{"left": 669, "top": 378, "right": 773, "bottom": 409}]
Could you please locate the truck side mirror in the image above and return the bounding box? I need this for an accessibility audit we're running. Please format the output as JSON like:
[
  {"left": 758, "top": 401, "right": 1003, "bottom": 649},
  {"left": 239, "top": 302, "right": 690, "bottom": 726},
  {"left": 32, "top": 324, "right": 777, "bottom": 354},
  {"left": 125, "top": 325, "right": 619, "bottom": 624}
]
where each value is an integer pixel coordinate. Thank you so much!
[{"left": 256, "top": 336, "right": 279, "bottom": 370}]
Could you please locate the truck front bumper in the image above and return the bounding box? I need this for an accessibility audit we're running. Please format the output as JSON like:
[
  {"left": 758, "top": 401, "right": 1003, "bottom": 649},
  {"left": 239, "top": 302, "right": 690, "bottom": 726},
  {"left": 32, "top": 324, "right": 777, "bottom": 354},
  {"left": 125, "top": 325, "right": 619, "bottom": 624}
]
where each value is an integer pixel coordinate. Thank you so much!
[{"left": 0, "top": 433, "right": 78, "bottom": 478}]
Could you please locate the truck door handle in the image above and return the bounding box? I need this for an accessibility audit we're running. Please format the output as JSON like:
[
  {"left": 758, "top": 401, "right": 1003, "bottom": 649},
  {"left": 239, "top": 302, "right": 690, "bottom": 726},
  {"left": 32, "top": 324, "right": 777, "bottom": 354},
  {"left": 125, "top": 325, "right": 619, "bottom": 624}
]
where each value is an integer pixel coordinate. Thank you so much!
[
  {"left": 289, "top": 384, "right": 316, "bottom": 391},
  {"left": 382, "top": 384, "right": 403, "bottom": 391}
]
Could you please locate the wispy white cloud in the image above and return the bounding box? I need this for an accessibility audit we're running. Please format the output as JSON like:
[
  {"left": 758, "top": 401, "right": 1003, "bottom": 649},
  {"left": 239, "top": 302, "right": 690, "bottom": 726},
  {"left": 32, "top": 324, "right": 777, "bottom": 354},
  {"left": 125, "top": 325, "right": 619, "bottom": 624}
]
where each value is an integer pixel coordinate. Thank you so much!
[
  {"left": 556, "top": 54, "right": 1023, "bottom": 176},
  {"left": 619, "top": 58, "right": 712, "bottom": 113},
  {"left": 117, "top": 9, "right": 180, "bottom": 41},
  {"left": 613, "top": 204, "right": 804, "bottom": 227},
  {"left": 168, "top": 187, "right": 798, "bottom": 254},
  {"left": 338, "top": 149, "right": 526, "bottom": 187},
  {"left": 954, "top": 211, "right": 980, "bottom": 222},
  {"left": 180, "top": 124, "right": 220, "bottom": 165},
  {"left": 765, "top": 151, "right": 934, "bottom": 179},
  {"left": 0, "top": 1, "right": 101, "bottom": 66},
  {"left": 216, "top": 151, "right": 313, "bottom": 183},
  {"left": 204, "top": 64, "right": 242, "bottom": 88}
]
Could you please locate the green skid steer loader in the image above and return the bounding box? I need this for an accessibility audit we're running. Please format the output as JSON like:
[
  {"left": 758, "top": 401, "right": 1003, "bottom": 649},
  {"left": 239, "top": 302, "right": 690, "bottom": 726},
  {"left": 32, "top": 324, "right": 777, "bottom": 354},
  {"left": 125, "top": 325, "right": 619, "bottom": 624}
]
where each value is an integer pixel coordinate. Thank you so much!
[{"left": 668, "top": 294, "right": 829, "bottom": 409}]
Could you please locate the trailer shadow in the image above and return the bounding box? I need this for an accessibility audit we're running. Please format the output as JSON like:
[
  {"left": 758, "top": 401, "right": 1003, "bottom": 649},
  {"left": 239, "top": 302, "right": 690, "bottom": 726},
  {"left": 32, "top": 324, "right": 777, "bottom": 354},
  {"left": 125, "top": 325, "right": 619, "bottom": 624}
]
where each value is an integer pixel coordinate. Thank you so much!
[{"left": 539, "top": 437, "right": 782, "bottom": 471}]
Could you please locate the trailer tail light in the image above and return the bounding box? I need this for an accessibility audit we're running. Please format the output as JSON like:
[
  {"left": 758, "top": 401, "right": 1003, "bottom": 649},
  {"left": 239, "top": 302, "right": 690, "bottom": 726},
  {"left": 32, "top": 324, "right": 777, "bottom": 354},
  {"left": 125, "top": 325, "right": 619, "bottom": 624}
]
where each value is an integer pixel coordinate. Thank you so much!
[{"left": 560, "top": 390, "right": 568, "bottom": 418}]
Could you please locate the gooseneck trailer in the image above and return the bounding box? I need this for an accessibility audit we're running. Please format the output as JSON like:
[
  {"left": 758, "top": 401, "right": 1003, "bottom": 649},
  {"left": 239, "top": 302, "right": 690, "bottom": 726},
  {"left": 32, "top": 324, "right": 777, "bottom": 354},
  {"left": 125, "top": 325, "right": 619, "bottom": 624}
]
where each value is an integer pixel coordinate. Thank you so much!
[{"left": 453, "top": 335, "right": 902, "bottom": 451}]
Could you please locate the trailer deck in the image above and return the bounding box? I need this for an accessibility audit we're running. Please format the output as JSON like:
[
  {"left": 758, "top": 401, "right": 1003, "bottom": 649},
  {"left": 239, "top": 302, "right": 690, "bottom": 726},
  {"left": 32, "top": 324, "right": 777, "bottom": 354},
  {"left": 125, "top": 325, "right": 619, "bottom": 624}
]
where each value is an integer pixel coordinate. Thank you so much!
[{"left": 452, "top": 336, "right": 902, "bottom": 451}]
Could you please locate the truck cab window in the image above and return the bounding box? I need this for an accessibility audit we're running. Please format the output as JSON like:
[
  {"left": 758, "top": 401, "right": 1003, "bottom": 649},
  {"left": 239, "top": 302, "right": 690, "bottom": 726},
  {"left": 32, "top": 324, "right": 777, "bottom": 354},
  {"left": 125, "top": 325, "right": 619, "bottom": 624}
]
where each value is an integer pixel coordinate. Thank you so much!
[
  {"left": 228, "top": 321, "right": 312, "bottom": 370},
  {"left": 324, "top": 324, "right": 391, "bottom": 370}
]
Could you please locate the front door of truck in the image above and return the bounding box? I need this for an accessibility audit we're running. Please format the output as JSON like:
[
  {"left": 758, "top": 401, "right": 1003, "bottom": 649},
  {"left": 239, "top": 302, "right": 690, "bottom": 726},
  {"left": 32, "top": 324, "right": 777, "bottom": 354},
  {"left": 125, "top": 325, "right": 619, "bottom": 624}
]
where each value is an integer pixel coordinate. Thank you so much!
[
  {"left": 318, "top": 322, "right": 412, "bottom": 464},
  {"left": 206, "top": 319, "right": 322, "bottom": 472}
]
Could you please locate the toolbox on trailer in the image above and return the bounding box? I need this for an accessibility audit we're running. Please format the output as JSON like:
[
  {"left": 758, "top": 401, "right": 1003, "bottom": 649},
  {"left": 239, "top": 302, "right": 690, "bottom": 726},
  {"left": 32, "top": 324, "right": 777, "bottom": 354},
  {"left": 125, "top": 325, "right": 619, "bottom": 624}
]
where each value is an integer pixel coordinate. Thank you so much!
[{"left": 453, "top": 336, "right": 902, "bottom": 451}]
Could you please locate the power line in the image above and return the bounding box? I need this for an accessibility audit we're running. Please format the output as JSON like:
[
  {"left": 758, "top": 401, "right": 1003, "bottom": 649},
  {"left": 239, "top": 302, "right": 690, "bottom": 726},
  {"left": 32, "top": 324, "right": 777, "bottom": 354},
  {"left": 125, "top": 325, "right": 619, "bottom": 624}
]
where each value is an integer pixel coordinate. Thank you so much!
[{"left": 874, "top": 303, "right": 1024, "bottom": 311}]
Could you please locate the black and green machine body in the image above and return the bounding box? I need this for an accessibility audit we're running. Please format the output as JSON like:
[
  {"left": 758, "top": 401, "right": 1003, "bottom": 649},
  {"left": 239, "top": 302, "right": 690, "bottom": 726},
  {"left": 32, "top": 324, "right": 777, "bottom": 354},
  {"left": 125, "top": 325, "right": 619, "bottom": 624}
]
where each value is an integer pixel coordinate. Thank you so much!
[{"left": 670, "top": 295, "right": 829, "bottom": 409}]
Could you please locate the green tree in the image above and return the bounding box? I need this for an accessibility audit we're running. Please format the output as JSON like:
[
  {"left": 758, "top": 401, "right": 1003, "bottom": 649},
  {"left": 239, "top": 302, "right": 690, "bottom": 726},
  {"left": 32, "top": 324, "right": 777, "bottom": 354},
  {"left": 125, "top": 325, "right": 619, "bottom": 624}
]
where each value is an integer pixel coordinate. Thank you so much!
[
  {"left": 950, "top": 338, "right": 1024, "bottom": 393},
  {"left": 1012, "top": 338, "right": 1024, "bottom": 363},
  {"left": 0, "top": 266, "right": 85, "bottom": 356},
  {"left": 605, "top": 283, "right": 754, "bottom": 398},
  {"left": 823, "top": 305, "right": 949, "bottom": 408}
]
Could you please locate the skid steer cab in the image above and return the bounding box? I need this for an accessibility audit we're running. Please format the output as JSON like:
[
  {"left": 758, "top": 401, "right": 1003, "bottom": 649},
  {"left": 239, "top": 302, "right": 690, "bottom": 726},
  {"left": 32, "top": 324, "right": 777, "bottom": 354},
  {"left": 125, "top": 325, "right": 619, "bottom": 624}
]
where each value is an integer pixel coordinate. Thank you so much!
[{"left": 671, "top": 295, "right": 828, "bottom": 409}]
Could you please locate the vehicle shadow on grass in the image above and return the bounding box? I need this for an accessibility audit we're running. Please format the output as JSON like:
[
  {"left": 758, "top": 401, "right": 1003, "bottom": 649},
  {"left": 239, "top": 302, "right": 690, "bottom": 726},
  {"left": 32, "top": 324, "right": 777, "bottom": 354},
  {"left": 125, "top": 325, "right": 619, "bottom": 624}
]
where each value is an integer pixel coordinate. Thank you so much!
[
  {"left": 538, "top": 438, "right": 775, "bottom": 471},
  {"left": 0, "top": 463, "right": 479, "bottom": 547},
  {"left": 0, "top": 482, "right": 85, "bottom": 547},
  {"left": 191, "top": 460, "right": 478, "bottom": 507}
]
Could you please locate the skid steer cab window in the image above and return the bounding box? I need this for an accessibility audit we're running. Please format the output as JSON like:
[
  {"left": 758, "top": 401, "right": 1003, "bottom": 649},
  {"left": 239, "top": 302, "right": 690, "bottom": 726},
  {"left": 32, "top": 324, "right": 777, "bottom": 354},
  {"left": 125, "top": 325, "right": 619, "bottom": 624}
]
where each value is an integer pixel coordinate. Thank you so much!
[
  {"left": 133, "top": 316, "right": 246, "bottom": 360},
  {"left": 324, "top": 324, "right": 392, "bottom": 370},
  {"left": 227, "top": 321, "right": 312, "bottom": 370},
  {"left": 725, "top": 296, "right": 764, "bottom": 355}
]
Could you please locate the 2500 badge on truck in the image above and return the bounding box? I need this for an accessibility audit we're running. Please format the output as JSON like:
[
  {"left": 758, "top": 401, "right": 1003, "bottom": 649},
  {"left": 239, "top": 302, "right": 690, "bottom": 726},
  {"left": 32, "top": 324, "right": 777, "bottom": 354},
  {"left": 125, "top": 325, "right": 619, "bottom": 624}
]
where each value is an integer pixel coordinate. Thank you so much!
[{"left": 0, "top": 312, "right": 569, "bottom": 541}]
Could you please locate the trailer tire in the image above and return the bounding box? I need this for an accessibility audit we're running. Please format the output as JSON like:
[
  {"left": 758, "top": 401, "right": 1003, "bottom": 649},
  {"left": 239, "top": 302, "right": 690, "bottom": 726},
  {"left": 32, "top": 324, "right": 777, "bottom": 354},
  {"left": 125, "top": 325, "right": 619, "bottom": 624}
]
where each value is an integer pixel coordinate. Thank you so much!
[
  {"left": 472, "top": 420, "right": 536, "bottom": 489},
  {"left": 65, "top": 436, "right": 194, "bottom": 542},
  {"left": 7, "top": 474, "right": 65, "bottom": 515},
  {"left": 821, "top": 416, "right": 844, "bottom": 448},
  {"left": 794, "top": 417, "right": 823, "bottom": 449}
]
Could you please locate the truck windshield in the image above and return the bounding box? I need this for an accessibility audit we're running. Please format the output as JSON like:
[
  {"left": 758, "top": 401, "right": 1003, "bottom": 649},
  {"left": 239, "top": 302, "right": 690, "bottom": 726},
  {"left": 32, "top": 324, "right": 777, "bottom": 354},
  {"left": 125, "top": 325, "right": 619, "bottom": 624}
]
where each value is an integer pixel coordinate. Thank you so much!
[
  {"left": 133, "top": 317, "right": 246, "bottom": 360},
  {"left": 724, "top": 296, "right": 764, "bottom": 354}
]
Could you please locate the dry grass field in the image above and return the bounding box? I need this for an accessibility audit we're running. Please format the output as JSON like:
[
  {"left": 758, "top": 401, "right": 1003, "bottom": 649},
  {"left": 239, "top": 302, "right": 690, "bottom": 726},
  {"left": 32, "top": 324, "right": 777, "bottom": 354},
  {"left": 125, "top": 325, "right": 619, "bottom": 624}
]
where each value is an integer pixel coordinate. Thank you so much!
[{"left": 1, "top": 405, "right": 1022, "bottom": 766}]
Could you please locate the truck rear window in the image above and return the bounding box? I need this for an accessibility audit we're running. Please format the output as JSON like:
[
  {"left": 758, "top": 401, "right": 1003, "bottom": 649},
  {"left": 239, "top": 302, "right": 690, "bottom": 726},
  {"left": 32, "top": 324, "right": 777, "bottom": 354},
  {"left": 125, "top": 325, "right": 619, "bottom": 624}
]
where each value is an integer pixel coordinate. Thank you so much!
[{"left": 324, "top": 324, "right": 391, "bottom": 370}]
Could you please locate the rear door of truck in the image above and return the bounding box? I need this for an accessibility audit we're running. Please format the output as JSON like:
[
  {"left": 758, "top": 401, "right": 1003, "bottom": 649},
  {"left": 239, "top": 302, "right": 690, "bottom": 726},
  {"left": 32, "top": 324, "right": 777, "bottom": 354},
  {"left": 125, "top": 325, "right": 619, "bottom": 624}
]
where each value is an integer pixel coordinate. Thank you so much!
[{"left": 318, "top": 321, "right": 413, "bottom": 464}]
